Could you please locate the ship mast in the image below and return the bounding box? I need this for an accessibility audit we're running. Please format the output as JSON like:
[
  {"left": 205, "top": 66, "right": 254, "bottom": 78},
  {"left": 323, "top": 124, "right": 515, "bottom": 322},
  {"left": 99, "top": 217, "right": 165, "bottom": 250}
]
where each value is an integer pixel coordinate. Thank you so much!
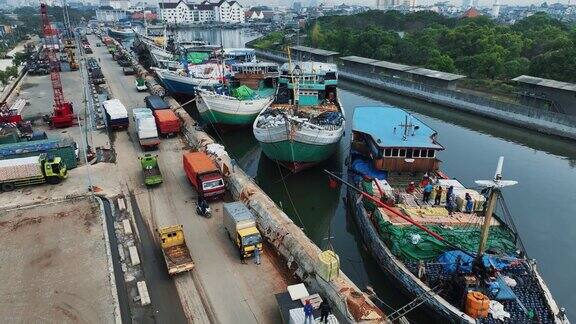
[
  {"left": 475, "top": 157, "right": 518, "bottom": 260},
  {"left": 287, "top": 47, "right": 298, "bottom": 109}
]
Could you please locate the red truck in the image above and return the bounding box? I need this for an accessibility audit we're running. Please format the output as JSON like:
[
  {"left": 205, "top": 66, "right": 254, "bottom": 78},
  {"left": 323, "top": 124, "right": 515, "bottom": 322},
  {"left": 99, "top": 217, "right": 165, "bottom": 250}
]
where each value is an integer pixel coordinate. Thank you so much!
[
  {"left": 183, "top": 152, "right": 225, "bottom": 200},
  {"left": 154, "top": 110, "right": 181, "bottom": 137}
]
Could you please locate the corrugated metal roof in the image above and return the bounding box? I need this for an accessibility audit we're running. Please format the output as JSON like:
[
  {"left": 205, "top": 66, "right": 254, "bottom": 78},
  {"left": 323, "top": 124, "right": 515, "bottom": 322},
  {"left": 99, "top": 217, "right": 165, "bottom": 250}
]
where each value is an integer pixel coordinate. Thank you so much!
[
  {"left": 352, "top": 106, "right": 444, "bottom": 150},
  {"left": 408, "top": 68, "right": 466, "bottom": 81},
  {"left": 290, "top": 45, "right": 339, "bottom": 57},
  {"left": 370, "top": 60, "right": 413, "bottom": 71},
  {"left": 512, "top": 75, "right": 576, "bottom": 92},
  {"left": 340, "top": 56, "right": 379, "bottom": 65}
]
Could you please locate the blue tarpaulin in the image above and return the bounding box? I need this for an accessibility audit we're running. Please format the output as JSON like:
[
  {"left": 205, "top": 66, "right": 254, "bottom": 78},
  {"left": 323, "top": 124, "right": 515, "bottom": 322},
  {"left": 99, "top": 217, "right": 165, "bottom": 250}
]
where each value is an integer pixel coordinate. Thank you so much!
[
  {"left": 351, "top": 158, "right": 387, "bottom": 181},
  {"left": 437, "top": 250, "right": 514, "bottom": 274}
]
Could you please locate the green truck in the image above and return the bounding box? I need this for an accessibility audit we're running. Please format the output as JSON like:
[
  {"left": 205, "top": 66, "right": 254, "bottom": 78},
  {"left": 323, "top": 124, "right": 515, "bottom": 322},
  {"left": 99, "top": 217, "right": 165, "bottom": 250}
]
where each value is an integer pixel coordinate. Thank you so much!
[
  {"left": 0, "top": 154, "right": 68, "bottom": 191},
  {"left": 140, "top": 154, "right": 163, "bottom": 186},
  {"left": 135, "top": 77, "right": 147, "bottom": 92}
]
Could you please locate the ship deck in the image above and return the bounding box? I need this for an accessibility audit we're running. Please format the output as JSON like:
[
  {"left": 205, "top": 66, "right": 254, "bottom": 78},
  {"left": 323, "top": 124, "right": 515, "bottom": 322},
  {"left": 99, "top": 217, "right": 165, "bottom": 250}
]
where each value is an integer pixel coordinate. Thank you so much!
[{"left": 378, "top": 206, "right": 500, "bottom": 227}]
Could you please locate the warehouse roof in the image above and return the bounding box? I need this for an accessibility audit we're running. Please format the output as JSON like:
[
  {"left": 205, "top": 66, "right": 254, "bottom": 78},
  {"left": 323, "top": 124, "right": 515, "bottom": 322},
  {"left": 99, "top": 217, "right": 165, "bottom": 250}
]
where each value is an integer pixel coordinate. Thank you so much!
[
  {"left": 512, "top": 75, "right": 576, "bottom": 92},
  {"left": 290, "top": 45, "right": 339, "bottom": 57},
  {"left": 408, "top": 68, "right": 466, "bottom": 81},
  {"left": 340, "top": 56, "right": 379, "bottom": 65},
  {"left": 370, "top": 60, "right": 413, "bottom": 71}
]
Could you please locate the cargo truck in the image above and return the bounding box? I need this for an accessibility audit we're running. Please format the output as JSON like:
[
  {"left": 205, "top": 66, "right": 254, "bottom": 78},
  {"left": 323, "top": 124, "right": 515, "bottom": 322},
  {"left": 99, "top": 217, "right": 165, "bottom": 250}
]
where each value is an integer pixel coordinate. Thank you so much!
[
  {"left": 133, "top": 108, "right": 160, "bottom": 150},
  {"left": 223, "top": 202, "right": 262, "bottom": 258},
  {"left": 139, "top": 154, "right": 162, "bottom": 186},
  {"left": 182, "top": 152, "right": 225, "bottom": 200},
  {"left": 0, "top": 154, "right": 68, "bottom": 191},
  {"left": 144, "top": 95, "right": 170, "bottom": 111},
  {"left": 156, "top": 225, "right": 194, "bottom": 275},
  {"left": 154, "top": 109, "right": 180, "bottom": 137},
  {"left": 103, "top": 99, "right": 129, "bottom": 130},
  {"left": 135, "top": 78, "right": 147, "bottom": 92}
]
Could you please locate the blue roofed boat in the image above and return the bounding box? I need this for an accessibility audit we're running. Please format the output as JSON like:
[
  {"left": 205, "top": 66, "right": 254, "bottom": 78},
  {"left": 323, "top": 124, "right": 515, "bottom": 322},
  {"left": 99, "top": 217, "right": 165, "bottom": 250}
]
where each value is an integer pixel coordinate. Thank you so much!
[{"left": 344, "top": 106, "right": 566, "bottom": 323}]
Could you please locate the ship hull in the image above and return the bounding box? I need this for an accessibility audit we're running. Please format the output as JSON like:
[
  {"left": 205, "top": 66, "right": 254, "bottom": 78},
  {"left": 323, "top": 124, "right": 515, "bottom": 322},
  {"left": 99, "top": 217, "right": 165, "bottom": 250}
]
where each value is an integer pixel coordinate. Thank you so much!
[
  {"left": 196, "top": 90, "right": 273, "bottom": 126},
  {"left": 347, "top": 186, "right": 475, "bottom": 323},
  {"left": 346, "top": 179, "right": 563, "bottom": 324},
  {"left": 108, "top": 28, "right": 135, "bottom": 38},
  {"left": 253, "top": 119, "right": 344, "bottom": 172}
]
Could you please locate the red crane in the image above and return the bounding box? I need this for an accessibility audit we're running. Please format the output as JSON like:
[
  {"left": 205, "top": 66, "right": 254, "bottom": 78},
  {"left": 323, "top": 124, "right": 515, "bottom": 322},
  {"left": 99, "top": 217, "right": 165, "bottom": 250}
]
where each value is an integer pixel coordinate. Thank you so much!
[{"left": 40, "top": 3, "right": 74, "bottom": 128}]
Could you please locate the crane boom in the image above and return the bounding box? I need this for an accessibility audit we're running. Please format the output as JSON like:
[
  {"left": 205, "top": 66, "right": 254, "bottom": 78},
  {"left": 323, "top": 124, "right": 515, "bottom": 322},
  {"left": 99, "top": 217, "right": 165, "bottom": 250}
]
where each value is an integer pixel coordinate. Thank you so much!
[{"left": 40, "top": 3, "right": 74, "bottom": 128}]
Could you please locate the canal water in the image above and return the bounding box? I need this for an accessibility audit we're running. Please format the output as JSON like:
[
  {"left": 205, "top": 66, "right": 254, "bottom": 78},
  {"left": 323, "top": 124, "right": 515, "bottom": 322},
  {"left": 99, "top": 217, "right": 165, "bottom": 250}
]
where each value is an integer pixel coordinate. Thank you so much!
[{"left": 173, "top": 29, "right": 575, "bottom": 321}]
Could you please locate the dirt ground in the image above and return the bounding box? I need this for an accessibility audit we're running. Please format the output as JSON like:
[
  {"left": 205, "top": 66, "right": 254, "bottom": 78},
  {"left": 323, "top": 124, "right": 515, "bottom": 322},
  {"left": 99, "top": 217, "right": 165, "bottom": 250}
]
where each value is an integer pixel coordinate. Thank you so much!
[{"left": 0, "top": 198, "right": 116, "bottom": 323}]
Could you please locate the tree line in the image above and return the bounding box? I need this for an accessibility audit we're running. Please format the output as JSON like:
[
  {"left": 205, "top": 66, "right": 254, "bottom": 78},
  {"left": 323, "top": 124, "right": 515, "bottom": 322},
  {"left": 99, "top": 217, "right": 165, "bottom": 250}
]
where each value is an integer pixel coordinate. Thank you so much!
[{"left": 305, "top": 10, "right": 575, "bottom": 82}]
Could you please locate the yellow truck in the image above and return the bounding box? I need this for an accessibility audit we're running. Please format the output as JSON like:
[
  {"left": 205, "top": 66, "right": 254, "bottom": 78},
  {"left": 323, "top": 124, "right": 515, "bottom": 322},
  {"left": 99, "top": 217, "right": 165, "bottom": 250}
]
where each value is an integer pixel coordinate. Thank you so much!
[
  {"left": 157, "top": 225, "right": 194, "bottom": 275},
  {"left": 223, "top": 202, "right": 262, "bottom": 258}
]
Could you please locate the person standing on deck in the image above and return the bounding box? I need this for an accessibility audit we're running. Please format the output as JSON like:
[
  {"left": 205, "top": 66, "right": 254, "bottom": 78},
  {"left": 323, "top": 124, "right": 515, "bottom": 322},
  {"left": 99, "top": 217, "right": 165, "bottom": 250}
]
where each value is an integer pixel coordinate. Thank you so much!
[
  {"left": 465, "top": 193, "right": 473, "bottom": 213},
  {"left": 304, "top": 300, "right": 314, "bottom": 324},
  {"left": 423, "top": 183, "right": 433, "bottom": 203},
  {"left": 434, "top": 186, "right": 443, "bottom": 205},
  {"left": 406, "top": 181, "right": 416, "bottom": 194},
  {"left": 446, "top": 186, "right": 456, "bottom": 215},
  {"left": 319, "top": 300, "right": 331, "bottom": 323}
]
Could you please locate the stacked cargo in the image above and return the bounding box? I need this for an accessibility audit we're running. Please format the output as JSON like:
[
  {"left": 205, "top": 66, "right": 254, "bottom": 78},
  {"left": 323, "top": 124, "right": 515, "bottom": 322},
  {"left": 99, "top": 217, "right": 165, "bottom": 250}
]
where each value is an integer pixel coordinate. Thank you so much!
[
  {"left": 133, "top": 108, "right": 160, "bottom": 150},
  {"left": 154, "top": 110, "right": 180, "bottom": 136},
  {"left": 103, "top": 99, "right": 129, "bottom": 130},
  {"left": 0, "top": 137, "right": 78, "bottom": 168},
  {"left": 0, "top": 156, "right": 43, "bottom": 181}
]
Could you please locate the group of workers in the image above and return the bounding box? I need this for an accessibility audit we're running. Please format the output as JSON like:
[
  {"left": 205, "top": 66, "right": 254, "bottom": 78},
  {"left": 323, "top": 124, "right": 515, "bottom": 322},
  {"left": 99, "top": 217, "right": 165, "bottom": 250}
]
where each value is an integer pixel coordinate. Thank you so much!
[
  {"left": 304, "top": 299, "right": 332, "bottom": 324},
  {"left": 407, "top": 175, "right": 475, "bottom": 214}
]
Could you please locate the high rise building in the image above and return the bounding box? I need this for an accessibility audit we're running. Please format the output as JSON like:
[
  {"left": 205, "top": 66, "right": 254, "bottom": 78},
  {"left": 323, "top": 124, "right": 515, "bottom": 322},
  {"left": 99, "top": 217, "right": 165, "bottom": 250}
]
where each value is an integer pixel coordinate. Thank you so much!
[
  {"left": 492, "top": 0, "right": 500, "bottom": 17},
  {"left": 462, "top": 0, "right": 471, "bottom": 8}
]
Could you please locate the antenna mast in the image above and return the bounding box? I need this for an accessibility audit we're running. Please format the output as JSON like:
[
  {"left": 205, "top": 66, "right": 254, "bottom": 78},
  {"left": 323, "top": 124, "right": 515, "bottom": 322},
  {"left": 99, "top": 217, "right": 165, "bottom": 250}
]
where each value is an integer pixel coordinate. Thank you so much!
[{"left": 475, "top": 157, "right": 518, "bottom": 259}]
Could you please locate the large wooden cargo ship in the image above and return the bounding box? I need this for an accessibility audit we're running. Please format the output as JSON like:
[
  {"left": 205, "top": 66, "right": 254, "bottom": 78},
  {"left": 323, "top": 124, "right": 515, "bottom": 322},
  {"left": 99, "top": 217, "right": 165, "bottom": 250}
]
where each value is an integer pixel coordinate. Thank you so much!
[{"left": 342, "top": 106, "right": 566, "bottom": 323}]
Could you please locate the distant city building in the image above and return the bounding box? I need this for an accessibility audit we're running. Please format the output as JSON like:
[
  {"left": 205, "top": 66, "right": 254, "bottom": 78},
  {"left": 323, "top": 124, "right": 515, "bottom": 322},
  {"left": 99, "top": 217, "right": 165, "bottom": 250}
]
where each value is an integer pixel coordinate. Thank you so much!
[
  {"left": 492, "top": 0, "right": 500, "bottom": 17},
  {"left": 100, "top": 0, "right": 130, "bottom": 10},
  {"left": 293, "top": 1, "right": 302, "bottom": 12},
  {"left": 461, "top": 0, "right": 470, "bottom": 9},
  {"left": 158, "top": 0, "right": 244, "bottom": 24},
  {"left": 96, "top": 6, "right": 129, "bottom": 22}
]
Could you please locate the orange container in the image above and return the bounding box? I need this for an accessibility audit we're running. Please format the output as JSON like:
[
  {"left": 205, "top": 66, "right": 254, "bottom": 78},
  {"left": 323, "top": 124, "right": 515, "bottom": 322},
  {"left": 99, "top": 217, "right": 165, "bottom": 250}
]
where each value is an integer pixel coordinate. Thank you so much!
[
  {"left": 154, "top": 110, "right": 180, "bottom": 134},
  {"left": 465, "top": 291, "right": 490, "bottom": 318}
]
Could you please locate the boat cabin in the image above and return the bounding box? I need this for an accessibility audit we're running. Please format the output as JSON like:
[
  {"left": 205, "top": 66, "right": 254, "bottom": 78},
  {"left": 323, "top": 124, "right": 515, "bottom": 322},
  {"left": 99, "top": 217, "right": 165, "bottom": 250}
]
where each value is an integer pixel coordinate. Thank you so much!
[
  {"left": 276, "top": 62, "right": 338, "bottom": 107},
  {"left": 352, "top": 106, "right": 443, "bottom": 173},
  {"left": 222, "top": 48, "right": 256, "bottom": 64},
  {"left": 231, "top": 62, "right": 279, "bottom": 89}
]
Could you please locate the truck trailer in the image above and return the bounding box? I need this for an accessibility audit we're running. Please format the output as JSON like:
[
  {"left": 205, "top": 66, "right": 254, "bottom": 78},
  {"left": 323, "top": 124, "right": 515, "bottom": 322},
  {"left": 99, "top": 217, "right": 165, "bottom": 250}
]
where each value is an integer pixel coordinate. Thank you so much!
[
  {"left": 103, "top": 99, "right": 129, "bottom": 130},
  {"left": 157, "top": 225, "right": 194, "bottom": 275},
  {"left": 133, "top": 108, "right": 160, "bottom": 150},
  {"left": 223, "top": 202, "right": 262, "bottom": 258},
  {"left": 154, "top": 109, "right": 180, "bottom": 137},
  {"left": 0, "top": 154, "right": 68, "bottom": 191},
  {"left": 182, "top": 152, "right": 225, "bottom": 200}
]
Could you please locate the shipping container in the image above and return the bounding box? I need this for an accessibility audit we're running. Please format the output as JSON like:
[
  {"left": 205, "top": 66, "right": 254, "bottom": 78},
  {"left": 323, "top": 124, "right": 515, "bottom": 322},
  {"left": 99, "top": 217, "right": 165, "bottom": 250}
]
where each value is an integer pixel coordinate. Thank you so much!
[{"left": 0, "top": 138, "right": 78, "bottom": 168}]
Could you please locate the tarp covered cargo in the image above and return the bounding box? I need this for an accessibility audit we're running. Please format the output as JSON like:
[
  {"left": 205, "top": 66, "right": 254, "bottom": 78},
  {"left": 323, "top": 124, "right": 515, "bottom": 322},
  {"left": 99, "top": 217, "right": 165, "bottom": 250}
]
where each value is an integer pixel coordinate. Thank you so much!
[
  {"left": 0, "top": 156, "right": 43, "bottom": 181},
  {"left": 232, "top": 85, "right": 255, "bottom": 100},
  {"left": 0, "top": 138, "right": 77, "bottom": 168}
]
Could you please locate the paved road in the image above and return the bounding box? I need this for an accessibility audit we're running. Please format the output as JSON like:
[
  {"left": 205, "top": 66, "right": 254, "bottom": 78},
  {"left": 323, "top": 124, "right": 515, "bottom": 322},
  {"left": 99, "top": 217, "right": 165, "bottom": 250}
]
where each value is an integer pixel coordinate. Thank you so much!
[{"left": 90, "top": 35, "right": 287, "bottom": 324}]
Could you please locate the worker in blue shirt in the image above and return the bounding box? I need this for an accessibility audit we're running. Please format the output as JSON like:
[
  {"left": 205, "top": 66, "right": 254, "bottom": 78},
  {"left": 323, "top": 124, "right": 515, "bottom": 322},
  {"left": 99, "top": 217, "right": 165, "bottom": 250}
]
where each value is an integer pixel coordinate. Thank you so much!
[
  {"left": 423, "top": 182, "right": 434, "bottom": 203},
  {"left": 304, "top": 299, "right": 314, "bottom": 323}
]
